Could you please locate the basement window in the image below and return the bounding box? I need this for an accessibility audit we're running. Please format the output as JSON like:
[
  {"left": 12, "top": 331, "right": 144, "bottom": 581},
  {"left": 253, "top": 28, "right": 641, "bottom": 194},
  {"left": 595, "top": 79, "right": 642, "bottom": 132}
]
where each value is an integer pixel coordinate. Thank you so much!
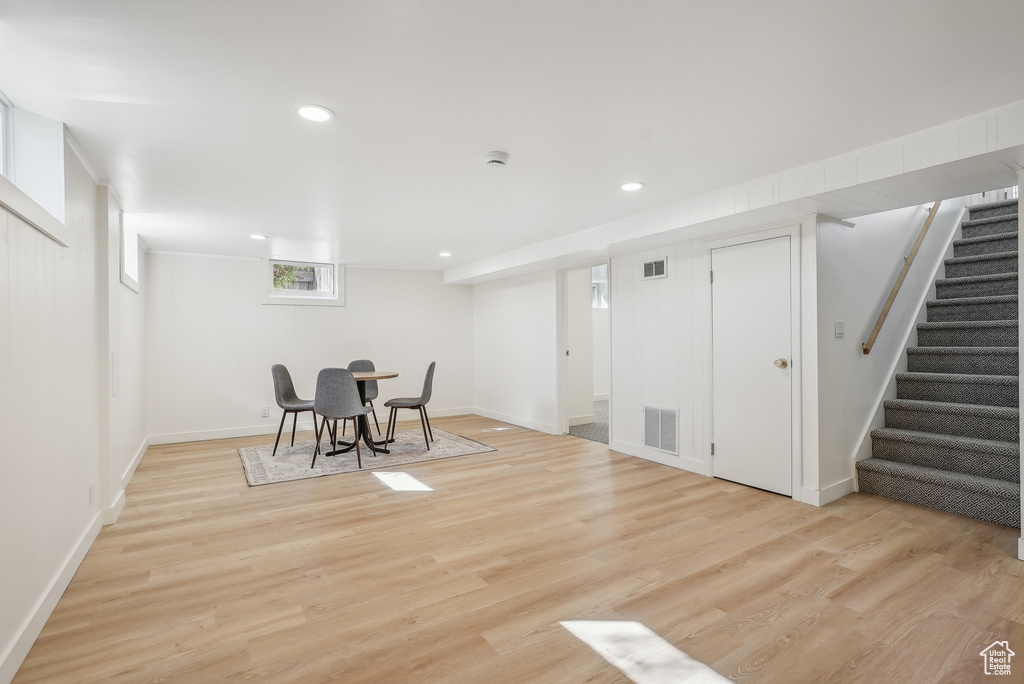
[{"left": 265, "top": 259, "right": 345, "bottom": 306}]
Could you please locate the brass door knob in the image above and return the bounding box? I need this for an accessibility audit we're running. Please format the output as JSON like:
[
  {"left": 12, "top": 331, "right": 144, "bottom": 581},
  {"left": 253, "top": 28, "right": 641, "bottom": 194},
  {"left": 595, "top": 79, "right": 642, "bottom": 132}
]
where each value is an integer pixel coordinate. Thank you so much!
[{"left": 774, "top": 358, "right": 789, "bottom": 369}]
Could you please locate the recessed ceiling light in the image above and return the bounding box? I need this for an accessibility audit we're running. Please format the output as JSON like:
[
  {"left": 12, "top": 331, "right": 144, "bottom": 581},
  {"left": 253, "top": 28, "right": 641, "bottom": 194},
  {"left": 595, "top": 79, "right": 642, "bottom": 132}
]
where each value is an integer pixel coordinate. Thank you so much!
[
  {"left": 620, "top": 182, "right": 645, "bottom": 192},
  {"left": 296, "top": 104, "right": 334, "bottom": 122},
  {"left": 439, "top": 251, "right": 452, "bottom": 257},
  {"left": 250, "top": 234, "right": 267, "bottom": 240}
]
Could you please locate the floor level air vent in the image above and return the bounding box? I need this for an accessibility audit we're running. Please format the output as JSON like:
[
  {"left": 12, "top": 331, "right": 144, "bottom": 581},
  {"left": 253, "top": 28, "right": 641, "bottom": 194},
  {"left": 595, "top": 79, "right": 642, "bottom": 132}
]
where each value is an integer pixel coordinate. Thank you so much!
[
  {"left": 643, "top": 257, "right": 667, "bottom": 279},
  {"left": 644, "top": 406, "right": 678, "bottom": 454}
]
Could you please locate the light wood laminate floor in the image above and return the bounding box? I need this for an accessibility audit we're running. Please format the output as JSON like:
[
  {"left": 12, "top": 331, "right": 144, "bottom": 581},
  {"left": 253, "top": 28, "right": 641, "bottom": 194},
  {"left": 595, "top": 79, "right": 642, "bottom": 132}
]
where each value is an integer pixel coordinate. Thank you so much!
[{"left": 14, "top": 415, "right": 1024, "bottom": 683}]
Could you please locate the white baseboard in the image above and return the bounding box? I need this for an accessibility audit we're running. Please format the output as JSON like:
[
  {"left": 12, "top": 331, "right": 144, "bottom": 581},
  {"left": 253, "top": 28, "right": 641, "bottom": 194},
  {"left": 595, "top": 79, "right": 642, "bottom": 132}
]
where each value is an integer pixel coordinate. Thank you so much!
[
  {"left": 569, "top": 413, "right": 595, "bottom": 427},
  {"left": 102, "top": 490, "right": 126, "bottom": 525},
  {"left": 121, "top": 436, "right": 149, "bottom": 489},
  {"left": 801, "top": 478, "right": 855, "bottom": 507},
  {"left": 1018, "top": 537, "right": 1024, "bottom": 562},
  {"left": 473, "top": 408, "right": 557, "bottom": 435},
  {"left": 148, "top": 409, "right": 476, "bottom": 446},
  {"left": 0, "top": 513, "right": 102, "bottom": 684},
  {"left": 609, "top": 439, "right": 706, "bottom": 475}
]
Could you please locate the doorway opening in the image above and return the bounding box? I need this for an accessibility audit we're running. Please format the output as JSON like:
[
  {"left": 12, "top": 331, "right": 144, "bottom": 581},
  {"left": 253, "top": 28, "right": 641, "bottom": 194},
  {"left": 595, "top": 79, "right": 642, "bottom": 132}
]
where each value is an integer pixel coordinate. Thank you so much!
[{"left": 567, "top": 264, "right": 611, "bottom": 444}]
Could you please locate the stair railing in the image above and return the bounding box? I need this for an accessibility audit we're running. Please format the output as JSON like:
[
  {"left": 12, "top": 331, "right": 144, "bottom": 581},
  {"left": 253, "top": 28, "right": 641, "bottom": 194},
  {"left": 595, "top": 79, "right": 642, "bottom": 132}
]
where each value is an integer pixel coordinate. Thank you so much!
[{"left": 862, "top": 200, "right": 942, "bottom": 355}]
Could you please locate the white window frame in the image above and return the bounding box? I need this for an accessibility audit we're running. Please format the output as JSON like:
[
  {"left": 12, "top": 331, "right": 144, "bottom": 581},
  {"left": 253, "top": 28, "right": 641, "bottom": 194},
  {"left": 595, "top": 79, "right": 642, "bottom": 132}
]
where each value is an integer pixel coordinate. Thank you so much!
[{"left": 263, "top": 259, "right": 346, "bottom": 307}]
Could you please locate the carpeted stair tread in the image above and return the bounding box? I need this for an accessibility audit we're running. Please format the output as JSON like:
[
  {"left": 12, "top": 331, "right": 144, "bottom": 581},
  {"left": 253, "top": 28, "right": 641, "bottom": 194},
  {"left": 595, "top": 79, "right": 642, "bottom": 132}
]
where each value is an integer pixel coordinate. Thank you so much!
[
  {"left": 966, "top": 199, "right": 1019, "bottom": 219},
  {"left": 916, "top": 319, "right": 1017, "bottom": 347},
  {"left": 871, "top": 427, "right": 1019, "bottom": 457},
  {"left": 885, "top": 397, "right": 1018, "bottom": 417},
  {"left": 895, "top": 372, "right": 1018, "bottom": 407},
  {"left": 870, "top": 428, "right": 1019, "bottom": 483},
  {"left": 961, "top": 214, "right": 1018, "bottom": 229},
  {"left": 858, "top": 458, "right": 1018, "bottom": 497},
  {"left": 895, "top": 371, "right": 1018, "bottom": 387},
  {"left": 943, "top": 250, "right": 1017, "bottom": 279},
  {"left": 925, "top": 294, "right": 1017, "bottom": 322},
  {"left": 906, "top": 346, "right": 1019, "bottom": 375},
  {"left": 884, "top": 398, "right": 1019, "bottom": 442},
  {"left": 856, "top": 458, "right": 1020, "bottom": 527},
  {"left": 935, "top": 272, "right": 1017, "bottom": 299},
  {"left": 960, "top": 217, "right": 1018, "bottom": 240},
  {"left": 952, "top": 232, "right": 1018, "bottom": 257}
]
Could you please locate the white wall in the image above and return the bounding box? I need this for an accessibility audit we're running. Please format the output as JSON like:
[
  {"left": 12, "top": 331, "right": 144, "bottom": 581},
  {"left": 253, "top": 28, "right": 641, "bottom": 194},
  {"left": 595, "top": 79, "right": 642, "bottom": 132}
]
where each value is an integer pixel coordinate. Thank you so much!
[
  {"left": 610, "top": 220, "right": 824, "bottom": 502},
  {"left": 610, "top": 241, "right": 705, "bottom": 473},
  {"left": 0, "top": 142, "right": 103, "bottom": 683},
  {"left": 102, "top": 188, "right": 148, "bottom": 521},
  {"left": 144, "top": 255, "right": 473, "bottom": 441},
  {"left": 472, "top": 270, "right": 558, "bottom": 433},
  {"left": 566, "top": 266, "right": 594, "bottom": 425},
  {"left": 816, "top": 199, "right": 968, "bottom": 489}
]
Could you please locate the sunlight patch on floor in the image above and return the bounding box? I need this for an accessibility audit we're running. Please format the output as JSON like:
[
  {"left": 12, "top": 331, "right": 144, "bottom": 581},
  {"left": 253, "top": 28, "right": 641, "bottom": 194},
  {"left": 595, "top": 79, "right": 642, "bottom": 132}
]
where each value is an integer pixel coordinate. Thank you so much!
[
  {"left": 372, "top": 471, "right": 433, "bottom": 491},
  {"left": 560, "top": 620, "right": 729, "bottom": 684}
]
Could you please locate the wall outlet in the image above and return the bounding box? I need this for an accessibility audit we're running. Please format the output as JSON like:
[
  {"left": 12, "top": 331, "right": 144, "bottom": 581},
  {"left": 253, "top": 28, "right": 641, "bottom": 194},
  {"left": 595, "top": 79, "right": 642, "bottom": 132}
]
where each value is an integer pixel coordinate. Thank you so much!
[
  {"left": 260, "top": 405, "right": 270, "bottom": 418},
  {"left": 89, "top": 480, "right": 95, "bottom": 506},
  {"left": 835, "top": 320, "right": 845, "bottom": 339}
]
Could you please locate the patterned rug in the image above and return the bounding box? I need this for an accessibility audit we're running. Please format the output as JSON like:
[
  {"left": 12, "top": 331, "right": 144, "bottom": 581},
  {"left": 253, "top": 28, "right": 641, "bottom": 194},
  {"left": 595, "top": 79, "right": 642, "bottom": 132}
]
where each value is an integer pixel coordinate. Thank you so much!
[{"left": 238, "top": 428, "right": 496, "bottom": 486}]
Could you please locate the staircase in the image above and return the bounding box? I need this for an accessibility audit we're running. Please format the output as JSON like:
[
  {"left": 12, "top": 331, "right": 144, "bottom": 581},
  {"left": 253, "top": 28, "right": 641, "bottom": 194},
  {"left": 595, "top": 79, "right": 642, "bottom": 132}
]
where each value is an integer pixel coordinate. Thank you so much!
[{"left": 857, "top": 197, "right": 1020, "bottom": 528}]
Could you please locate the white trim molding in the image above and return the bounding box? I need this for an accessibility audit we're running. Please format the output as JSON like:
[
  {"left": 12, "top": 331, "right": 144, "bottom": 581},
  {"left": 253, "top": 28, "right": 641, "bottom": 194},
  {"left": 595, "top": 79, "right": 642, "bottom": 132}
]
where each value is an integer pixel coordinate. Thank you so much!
[{"left": 0, "top": 514, "right": 102, "bottom": 683}]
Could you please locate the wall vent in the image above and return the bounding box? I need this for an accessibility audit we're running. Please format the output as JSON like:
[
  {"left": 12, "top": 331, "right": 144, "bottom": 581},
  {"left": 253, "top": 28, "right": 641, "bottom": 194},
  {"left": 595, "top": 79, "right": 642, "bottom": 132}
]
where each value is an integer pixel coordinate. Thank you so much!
[
  {"left": 644, "top": 406, "right": 678, "bottom": 454},
  {"left": 643, "top": 257, "right": 667, "bottom": 279}
]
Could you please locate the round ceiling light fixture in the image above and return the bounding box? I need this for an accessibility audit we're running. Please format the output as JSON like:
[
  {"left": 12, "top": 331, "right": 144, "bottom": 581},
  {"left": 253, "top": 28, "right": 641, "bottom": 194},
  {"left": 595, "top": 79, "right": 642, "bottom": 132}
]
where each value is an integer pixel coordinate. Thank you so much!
[
  {"left": 250, "top": 234, "right": 268, "bottom": 240},
  {"left": 296, "top": 104, "right": 335, "bottom": 122},
  {"left": 483, "top": 150, "right": 510, "bottom": 167},
  {"left": 620, "top": 181, "right": 645, "bottom": 192},
  {"left": 439, "top": 251, "right": 452, "bottom": 257}
]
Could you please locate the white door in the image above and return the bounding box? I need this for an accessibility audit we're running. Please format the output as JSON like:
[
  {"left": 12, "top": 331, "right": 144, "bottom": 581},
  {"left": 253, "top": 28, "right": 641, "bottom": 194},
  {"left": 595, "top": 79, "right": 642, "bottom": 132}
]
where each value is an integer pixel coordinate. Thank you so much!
[{"left": 711, "top": 236, "right": 793, "bottom": 495}]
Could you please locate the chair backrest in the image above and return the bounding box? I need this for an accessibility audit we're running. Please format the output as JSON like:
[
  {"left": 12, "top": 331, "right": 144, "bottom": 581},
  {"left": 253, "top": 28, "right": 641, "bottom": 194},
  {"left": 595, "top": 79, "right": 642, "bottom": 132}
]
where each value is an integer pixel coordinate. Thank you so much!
[
  {"left": 347, "top": 359, "right": 378, "bottom": 401},
  {"left": 271, "top": 364, "right": 299, "bottom": 407},
  {"left": 315, "top": 368, "right": 367, "bottom": 420},
  {"left": 418, "top": 361, "right": 436, "bottom": 404}
]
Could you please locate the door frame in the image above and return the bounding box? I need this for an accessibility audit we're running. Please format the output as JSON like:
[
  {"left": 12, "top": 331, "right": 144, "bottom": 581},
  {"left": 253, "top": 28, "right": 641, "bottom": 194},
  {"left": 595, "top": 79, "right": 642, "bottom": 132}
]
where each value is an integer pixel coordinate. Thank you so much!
[
  {"left": 555, "top": 259, "right": 612, "bottom": 437},
  {"left": 701, "top": 220, "right": 811, "bottom": 502}
]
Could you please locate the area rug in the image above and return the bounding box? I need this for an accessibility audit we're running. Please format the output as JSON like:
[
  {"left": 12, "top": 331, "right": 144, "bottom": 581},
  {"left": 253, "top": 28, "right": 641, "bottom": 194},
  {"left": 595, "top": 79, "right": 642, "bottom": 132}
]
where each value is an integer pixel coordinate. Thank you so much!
[{"left": 237, "top": 428, "right": 496, "bottom": 486}]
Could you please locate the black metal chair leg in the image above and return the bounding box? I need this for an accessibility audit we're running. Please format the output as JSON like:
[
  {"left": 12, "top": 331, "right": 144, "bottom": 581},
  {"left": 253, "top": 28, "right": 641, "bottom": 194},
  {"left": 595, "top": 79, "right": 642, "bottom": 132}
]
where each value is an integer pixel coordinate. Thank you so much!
[
  {"left": 418, "top": 407, "right": 430, "bottom": 450},
  {"left": 272, "top": 411, "right": 288, "bottom": 457},
  {"left": 422, "top": 407, "right": 433, "bottom": 441},
  {"left": 353, "top": 419, "right": 363, "bottom": 469},
  {"left": 386, "top": 407, "right": 398, "bottom": 443},
  {"left": 291, "top": 412, "right": 299, "bottom": 446},
  {"left": 311, "top": 415, "right": 328, "bottom": 468}
]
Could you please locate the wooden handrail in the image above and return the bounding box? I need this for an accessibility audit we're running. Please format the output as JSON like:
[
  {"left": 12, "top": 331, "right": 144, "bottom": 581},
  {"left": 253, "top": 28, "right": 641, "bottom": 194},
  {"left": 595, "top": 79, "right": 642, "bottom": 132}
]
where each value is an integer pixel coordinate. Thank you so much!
[{"left": 862, "top": 200, "right": 942, "bottom": 355}]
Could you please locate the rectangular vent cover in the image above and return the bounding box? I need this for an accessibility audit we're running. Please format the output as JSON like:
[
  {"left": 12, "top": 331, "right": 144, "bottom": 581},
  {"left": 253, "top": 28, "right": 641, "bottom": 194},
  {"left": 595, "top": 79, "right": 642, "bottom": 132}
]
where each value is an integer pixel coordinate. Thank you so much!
[
  {"left": 644, "top": 406, "right": 678, "bottom": 454},
  {"left": 643, "top": 258, "right": 667, "bottom": 279}
]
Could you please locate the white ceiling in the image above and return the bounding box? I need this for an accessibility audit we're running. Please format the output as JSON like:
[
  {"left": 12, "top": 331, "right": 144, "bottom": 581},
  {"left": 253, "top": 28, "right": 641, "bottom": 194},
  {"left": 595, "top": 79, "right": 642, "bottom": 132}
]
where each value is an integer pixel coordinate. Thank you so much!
[{"left": 2, "top": 0, "right": 1024, "bottom": 272}]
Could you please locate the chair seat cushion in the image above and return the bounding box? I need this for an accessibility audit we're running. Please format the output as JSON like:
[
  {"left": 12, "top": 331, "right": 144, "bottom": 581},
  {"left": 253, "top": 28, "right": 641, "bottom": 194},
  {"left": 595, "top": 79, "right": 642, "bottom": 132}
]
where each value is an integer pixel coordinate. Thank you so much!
[
  {"left": 279, "top": 399, "right": 315, "bottom": 411},
  {"left": 385, "top": 397, "right": 422, "bottom": 408}
]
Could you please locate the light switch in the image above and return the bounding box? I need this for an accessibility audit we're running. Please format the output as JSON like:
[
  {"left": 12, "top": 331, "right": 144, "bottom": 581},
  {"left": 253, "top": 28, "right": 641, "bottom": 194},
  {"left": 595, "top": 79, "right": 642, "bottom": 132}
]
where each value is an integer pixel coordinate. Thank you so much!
[{"left": 835, "top": 320, "right": 845, "bottom": 339}]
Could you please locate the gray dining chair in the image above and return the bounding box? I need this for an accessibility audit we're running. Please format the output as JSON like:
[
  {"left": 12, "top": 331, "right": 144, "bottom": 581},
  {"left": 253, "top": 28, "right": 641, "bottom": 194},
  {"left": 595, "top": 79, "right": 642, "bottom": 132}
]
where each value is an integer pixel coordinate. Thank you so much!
[
  {"left": 346, "top": 359, "right": 381, "bottom": 435},
  {"left": 271, "top": 364, "right": 318, "bottom": 458},
  {"left": 384, "top": 361, "right": 436, "bottom": 450},
  {"left": 311, "top": 367, "right": 375, "bottom": 469}
]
